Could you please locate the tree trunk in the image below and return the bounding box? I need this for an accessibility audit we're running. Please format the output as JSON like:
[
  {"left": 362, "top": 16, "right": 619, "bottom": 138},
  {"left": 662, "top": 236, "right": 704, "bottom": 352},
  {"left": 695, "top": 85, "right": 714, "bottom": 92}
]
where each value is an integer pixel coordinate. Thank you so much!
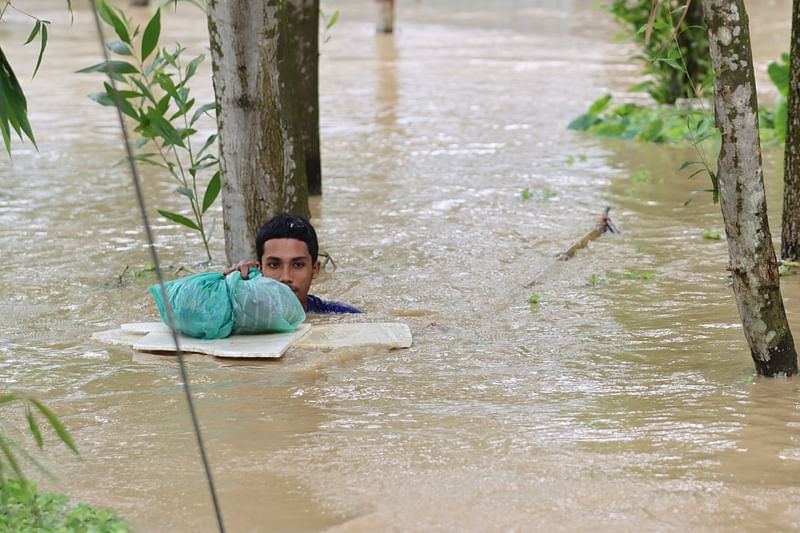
[
  {"left": 376, "top": 0, "right": 394, "bottom": 34},
  {"left": 287, "top": 0, "right": 322, "bottom": 196},
  {"left": 703, "top": 0, "right": 798, "bottom": 376},
  {"left": 207, "top": 1, "right": 310, "bottom": 263},
  {"left": 783, "top": 0, "right": 800, "bottom": 260}
]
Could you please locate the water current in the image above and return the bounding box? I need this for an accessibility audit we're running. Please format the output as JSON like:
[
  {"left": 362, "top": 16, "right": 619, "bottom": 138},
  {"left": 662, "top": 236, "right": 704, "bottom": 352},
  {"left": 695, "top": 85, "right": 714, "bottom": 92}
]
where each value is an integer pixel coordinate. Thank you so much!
[{"left": 1, "top": 0, "right": 799, "bottom": 531}]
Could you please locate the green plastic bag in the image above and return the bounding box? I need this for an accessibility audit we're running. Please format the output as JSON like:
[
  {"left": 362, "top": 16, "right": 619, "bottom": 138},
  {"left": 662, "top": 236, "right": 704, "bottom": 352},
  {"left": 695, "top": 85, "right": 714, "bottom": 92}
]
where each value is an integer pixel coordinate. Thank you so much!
[
  {"left": 149, "top": 272, "right": 234, "bottom": 340},
  {"left": 226, "top": 269, "right": 306, "bottom": 334}
]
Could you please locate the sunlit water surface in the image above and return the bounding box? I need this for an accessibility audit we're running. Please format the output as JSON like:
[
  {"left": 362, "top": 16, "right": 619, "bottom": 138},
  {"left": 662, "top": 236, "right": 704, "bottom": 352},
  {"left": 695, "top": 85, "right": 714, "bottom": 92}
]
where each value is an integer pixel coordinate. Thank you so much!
[{"left": 1, "top": 0, "right": 799, "bottom": 531}]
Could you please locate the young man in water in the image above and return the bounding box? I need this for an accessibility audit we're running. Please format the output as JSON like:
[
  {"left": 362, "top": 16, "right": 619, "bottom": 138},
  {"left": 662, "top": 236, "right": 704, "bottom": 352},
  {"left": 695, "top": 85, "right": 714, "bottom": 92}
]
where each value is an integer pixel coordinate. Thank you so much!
[{"left": 223, "top": 214, "right": 362, "bottom": 314}]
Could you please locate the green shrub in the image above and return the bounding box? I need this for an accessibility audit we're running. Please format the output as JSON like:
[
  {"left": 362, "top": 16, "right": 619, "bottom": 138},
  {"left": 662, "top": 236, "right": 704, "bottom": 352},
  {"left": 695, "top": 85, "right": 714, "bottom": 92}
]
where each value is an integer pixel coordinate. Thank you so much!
[{"left": 0, "top": 479, "right": 128, "bottom": 532}]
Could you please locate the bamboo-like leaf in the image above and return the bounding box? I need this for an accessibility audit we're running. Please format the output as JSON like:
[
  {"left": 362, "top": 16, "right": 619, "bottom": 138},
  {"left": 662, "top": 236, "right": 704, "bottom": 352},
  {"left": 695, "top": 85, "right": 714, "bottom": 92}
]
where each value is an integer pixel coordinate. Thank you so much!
[
  {"left": 190, "top": 102, "right": 216, "bottom": 126},
  {"left": 0, "top": 434, "right": 25, "bottom": 480},
  {"left": 0, "top": 47, "right": 37, "bottom": 151},
  {"left": 176, "top": 186, "right": 194, "bottom": 199},
  {"left": 202, "top": 171, "right": 220, "bottom": 213},
  {"left": 106, "top": 40, "right": 133, "bottom": 56},
  {"left": 326, "top": 10, "right": 339, "bottom": 30},
  {"left": 158, "top": 209, "right": 199, "bottom": 230},
  {"left": 76, "top": 60, "right": 137, "bottom": 75},
  {"left": 97, "top": 0, "right": 131, "bottom": 45},
  {"left": 24, "top": 21, "right": 41, "bottom": 46},
  {"left": 196, "top": 133, "right": 217, "bottom": 158},
  {"left": 29, "top": 399, "right": 78, "bottom": 454},
  {"left": 141, "top": 9, "right": 161, "bottom": 61},
  {"left": 12, "top": 442, "right": 54, "bottom": 480},
  {"left": 0, "top": 394, "right": 20, "bottom": 406},
  {"left": 151, "top": 115, "right": 184, "bottom": 147},
  {"left": 25, "top": 407, "right": 44, "bottom": 449},
  {"left": 679, "top": 160, "right": 699, "bottom": 170},
  {"left": 184, "top": 55, "right": 204, "bottom": 82},
  {"left": 31, "top": 23, "right": 48, "bottom": 79}
]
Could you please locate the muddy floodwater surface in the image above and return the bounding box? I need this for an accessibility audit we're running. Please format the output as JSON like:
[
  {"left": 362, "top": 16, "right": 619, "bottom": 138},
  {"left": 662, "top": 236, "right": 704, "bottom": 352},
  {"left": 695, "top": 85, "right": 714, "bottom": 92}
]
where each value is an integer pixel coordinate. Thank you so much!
[{"left": 1, "top": 0, "right": 799, "bottom": 531}]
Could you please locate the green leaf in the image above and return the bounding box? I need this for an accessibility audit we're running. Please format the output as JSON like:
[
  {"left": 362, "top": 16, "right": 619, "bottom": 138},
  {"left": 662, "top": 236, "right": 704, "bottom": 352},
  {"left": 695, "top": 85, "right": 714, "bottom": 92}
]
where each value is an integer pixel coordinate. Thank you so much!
[
  {"left": 0, "top": 48, "right": 37, "bottom": 151},
  {"left": 775, "top": 95, "right": 788, "bottom": 143},
  {"left": 588, "top": 94, "right": 613, "bottom": 115},
  {"left": 202, "top": 171, "right": 221, "bottom": 213},
  {"left": 567, "top": 113, "right": 601, "bottom": 131},
  {"left": 176, "top": 186, "right": 194, "bottom": 199},
  {"left": 184, "top": 55, "right": 204, "bottom": 82},
  {"left": 326, "top": 10, "right": 340, "bottom": 30},
  {"left": 679, "top": 160, "right": 699, "bottom": 170},
  {"left": 76, "top": 60, "right": 138, "bottom": 75},
  {"left": 89, "top": 91, "right": 138, "bottom": 121},
  {"left": 141, "top": 9, "right": 161, "bottom": 61},
  {"left": 0, "top": 394, "right": 20, "bottom": 406},
  {"left": 97, "top": 0, "right": 131, "bottom": 45},
  {"left": 768, "top": 60, "right": 789, "bottom": 96},
  {"left": 23, "top": 21, "right": 42, "bottom": 46},
  {"left": 29, "top": 399, "right": 79, "bottom": 454},
  {"left": 106, "top": 40, "right": 133, "bottom": 56},
  {"left": 196, "top": 133, "right": 217, "bottom": 158},
  {"left": 190, "top": 102, "right": 216, "bottom": 126},
  {"left": 0, "top": 434, "right": 24, "bottom": 480},
  {"left": 151, "top": 115, "right": 184, "bottom": 147},
  {"left": 702, "top": 230, "right": 721, "bottom": 240},
  {"left": 31, "top": 23, "right": 48, "bottom": 79},
  {"left": 158, "top": 209, "right": 200, "bottom": 230},
  {"left": 26, "top": 408, "right": 44, "bottom": 449}
]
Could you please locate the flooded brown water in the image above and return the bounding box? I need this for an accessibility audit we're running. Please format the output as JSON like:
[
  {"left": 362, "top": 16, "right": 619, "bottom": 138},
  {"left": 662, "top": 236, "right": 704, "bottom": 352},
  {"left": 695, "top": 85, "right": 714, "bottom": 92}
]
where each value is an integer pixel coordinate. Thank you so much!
[{"left": 2, "top": 0, "right": 800, "bottom": 531}]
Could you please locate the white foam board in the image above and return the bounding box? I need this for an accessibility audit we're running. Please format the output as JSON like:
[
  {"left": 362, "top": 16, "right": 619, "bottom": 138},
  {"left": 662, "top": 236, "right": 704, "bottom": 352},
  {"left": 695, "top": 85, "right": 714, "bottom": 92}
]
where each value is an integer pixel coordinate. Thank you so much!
[
  {"left": 293, "top": 323, "right": 412, "bottom": 350},
  {"left": 132, "top": 324, "right": 311, "bottom": 359}
]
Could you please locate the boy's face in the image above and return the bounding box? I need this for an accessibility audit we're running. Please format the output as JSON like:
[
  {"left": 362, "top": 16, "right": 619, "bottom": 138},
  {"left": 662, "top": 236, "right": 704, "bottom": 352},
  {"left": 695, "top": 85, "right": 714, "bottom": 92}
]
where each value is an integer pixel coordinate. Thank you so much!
[{"left": 260, "top": 238, "right": 320, "bottom": 310}]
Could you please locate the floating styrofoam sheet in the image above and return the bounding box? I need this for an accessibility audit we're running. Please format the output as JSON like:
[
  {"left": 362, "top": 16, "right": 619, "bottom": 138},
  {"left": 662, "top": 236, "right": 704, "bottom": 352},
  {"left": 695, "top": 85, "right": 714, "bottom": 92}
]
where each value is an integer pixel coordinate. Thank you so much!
[
  {"left": 94, "top": 322, "right": 413, "bottom": 357},
  {"left": 293, "top": 323, "right": 412, "bottom": 350},
  {"left": 132, "top": 324, "right": 311, "bottom": 359}
]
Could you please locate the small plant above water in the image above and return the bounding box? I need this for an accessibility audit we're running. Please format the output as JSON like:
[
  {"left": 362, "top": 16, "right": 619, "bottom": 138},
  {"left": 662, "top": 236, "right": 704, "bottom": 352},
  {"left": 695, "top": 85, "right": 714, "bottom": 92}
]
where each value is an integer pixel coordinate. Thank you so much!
[
  {"left": 702, "top": 230, "right": 721, "bottom": 240},
  {"left": 527, "top": 294, "right": 541, "bottom": 310},
  {"left": 585, "top": 274, "right": 606, "bottom": 288},
  {"left": 624, "top": 270, "right": 654, "bottom": 281},
  {"left": 634, "top": 244, "right": 647, "bottom": 253},
  {"left": 520, "top": 187, "right": 532, "bottom": 201},
  {"left": 539, "top": 186, "right": 557, "bottom": 202}
]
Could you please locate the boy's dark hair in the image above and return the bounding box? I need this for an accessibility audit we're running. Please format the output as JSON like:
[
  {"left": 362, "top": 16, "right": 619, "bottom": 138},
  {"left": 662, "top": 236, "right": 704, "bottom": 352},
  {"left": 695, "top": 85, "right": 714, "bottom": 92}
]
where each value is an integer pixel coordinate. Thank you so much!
[{"left": 256, "top": 213, "right": 319, "bottom": 263}]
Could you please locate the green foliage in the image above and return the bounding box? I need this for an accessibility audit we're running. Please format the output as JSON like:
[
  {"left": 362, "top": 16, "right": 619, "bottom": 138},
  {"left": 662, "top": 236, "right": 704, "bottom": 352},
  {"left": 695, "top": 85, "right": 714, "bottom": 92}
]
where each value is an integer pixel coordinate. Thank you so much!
[
  {"left": 320, "top": 8, "right": 340, "bottom": 44},
  {"left": 585, "top": 274, "right": 606, "bottom": 288},
  {"left": 0, "top": 479, "right": 128, "bottom": 532},
  {"left": 520, "top": 187, "right": 532, "bottom": 201},
  {"left": 624, "top": 270, "right": 654, "bottom": 280},
  {"left": 527, "top": 294, "right": 541, "bottom": 305},
  {"left": 0, "top": 394, "right": 78, "bottom": 482},
  {"left": 762, "top": 53, "right": 790, "bottom": 144},
  {"left": 606, "top": 0, "right": 711, "bottom": 104},
  {"left": 702, "top": 230, "right": 721, "bottom": 240},
  {"left": 79, "top": 1, "right": 220, "bottom": 262}
]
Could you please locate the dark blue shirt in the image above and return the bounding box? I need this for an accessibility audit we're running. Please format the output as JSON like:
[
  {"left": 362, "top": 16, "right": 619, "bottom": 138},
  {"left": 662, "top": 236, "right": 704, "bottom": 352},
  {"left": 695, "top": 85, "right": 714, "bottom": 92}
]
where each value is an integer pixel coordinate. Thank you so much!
[{"left": 306, "top": 294, "right": 362, "bottom": 314}]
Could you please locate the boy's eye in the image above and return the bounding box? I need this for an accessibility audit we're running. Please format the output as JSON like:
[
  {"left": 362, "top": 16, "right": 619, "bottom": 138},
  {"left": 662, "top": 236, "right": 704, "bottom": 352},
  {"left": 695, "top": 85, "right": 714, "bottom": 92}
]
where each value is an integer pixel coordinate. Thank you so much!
[
  {"left": 292, "top": 262, "right": 305, "bottom": 269},
  {"left": 265, "top": 262, "right": 279, "bottom": 269}
]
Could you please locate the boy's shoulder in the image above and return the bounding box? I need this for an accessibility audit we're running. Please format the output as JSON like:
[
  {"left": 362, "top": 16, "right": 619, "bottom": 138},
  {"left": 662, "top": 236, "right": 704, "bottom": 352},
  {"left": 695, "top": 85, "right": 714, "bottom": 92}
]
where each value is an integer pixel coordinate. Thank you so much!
[{"left": 306, "top": 294, "right": 362, "bottom": 314}]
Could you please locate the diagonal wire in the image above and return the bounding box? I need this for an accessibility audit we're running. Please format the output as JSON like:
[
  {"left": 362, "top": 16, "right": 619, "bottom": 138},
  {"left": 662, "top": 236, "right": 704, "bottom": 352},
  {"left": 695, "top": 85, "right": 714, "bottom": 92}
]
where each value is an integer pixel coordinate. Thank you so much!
[{"left": 86, "top": 2, "right": 225, "bottom": 531}]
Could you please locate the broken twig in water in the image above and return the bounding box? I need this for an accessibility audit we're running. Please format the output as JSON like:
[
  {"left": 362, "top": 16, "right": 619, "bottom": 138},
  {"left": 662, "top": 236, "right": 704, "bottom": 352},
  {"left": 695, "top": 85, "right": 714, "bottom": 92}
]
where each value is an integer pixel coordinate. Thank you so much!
[{"left": 525, "top": 207, "right": 620, "bottom": 288}]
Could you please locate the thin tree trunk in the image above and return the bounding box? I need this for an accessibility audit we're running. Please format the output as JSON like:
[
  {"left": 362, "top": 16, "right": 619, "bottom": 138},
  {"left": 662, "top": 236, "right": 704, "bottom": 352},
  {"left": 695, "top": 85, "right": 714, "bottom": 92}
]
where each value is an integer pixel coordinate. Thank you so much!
[
  {"left": 783, "top": 0, "right": 800, "bottom": 260},
  {"left": 207, "top": 1, "right": 310, "bottom": 263},
  {"left": 703, "top": 0, "right": 798, "bottom": 376},
  {"left": 287, "top": 0, "right": 322, "bottom": 196},
  {"left": 376, "top": 0, "right": 394, "bottom": 34}
]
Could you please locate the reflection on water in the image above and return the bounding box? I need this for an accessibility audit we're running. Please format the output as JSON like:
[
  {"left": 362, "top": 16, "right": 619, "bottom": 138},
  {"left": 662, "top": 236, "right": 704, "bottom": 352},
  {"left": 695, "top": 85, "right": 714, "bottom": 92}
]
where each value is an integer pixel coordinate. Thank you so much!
[{"left": 1, "top": 0, "right": 800, "bottom": 531}]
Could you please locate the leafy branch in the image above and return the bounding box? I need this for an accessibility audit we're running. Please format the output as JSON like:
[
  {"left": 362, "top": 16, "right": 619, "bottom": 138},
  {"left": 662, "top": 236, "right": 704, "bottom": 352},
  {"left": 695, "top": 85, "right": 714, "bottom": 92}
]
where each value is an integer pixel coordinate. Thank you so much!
[{"left": 79, "top": 0, "right": 220, "bottom": 262}]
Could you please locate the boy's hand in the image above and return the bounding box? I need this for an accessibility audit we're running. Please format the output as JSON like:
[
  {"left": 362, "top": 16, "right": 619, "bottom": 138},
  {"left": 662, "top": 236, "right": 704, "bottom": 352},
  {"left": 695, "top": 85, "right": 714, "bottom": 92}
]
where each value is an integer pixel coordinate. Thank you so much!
[{"left": 223, "top": 261, "right": 260, "bottom": 280}]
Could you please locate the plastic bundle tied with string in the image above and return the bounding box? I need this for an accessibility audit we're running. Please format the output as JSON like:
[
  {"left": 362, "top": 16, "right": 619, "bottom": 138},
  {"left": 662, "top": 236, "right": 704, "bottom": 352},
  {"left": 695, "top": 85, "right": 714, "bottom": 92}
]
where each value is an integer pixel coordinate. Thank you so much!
[{"left": 149, "top": 269, "right": 305, "bottom": 340}]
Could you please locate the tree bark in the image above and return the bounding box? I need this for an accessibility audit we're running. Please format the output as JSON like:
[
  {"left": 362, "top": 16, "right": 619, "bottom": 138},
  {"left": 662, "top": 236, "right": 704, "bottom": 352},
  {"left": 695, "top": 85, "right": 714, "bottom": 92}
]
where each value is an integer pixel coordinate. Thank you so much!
[
  {"left": 207, "top": 1, "right": 310, "bottom": 263},
  {"left": 783, "top": 0, "right": 800, "bottom": 260},
  {"left": 703, "top": 0, "right": 798, "bottom": 376},
  {"left": 376, "top": 0, "right": 394, "bottom": 34},
  {"left": 287, "top": 0, "right": 322, "bottom": 196}
]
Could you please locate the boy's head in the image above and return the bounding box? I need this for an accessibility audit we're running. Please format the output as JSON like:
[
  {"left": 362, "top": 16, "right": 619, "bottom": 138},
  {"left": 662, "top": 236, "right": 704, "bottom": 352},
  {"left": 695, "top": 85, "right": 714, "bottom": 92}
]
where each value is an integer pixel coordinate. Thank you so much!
[{"left": 255, "top": 214, "right": 320, "bottom": 310}]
